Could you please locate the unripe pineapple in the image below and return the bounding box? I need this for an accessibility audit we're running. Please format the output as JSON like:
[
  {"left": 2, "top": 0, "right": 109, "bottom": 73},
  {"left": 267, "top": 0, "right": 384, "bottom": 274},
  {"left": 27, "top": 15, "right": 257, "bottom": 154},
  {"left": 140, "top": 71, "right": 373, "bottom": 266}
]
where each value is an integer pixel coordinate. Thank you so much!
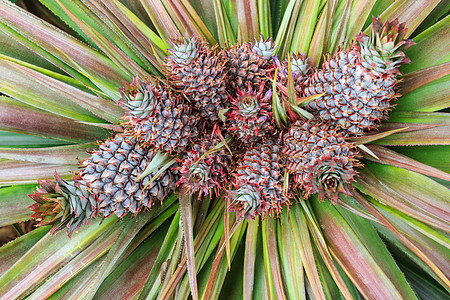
[
  {"left": 130, "top": 87, "right": 199, "bottom": 153},
  {"left": 304, "top": 18, "right": 414, "bottom": 135},
  {"left": 80, "top": 135, "right": 176, "bottom": 217},
  {"left": 29, "top": 135, "right": 176, "bottom": 235},
  {"left": 119, "top": 79, "right": 199, "bottom": 153},
  {"left": 229, "top": 140, "right": 289, "bottom": 219},
  {"left": 283, "top": 119, "right": 359, "bottom": 202},
  {"left": 176, "top": 138, "right": 231, "bottom": 198},
  {"left": 166, "top": 38, "right": 228, "bottom": 122},
  {"left": 225, "top": 37, "right": 275, "bottom": 93},
  {"left": 227, "top": 82, "right": 274, "bottom": 144},
  {"left": 275, "top": 53, "right": 312, "bottom": 96}
]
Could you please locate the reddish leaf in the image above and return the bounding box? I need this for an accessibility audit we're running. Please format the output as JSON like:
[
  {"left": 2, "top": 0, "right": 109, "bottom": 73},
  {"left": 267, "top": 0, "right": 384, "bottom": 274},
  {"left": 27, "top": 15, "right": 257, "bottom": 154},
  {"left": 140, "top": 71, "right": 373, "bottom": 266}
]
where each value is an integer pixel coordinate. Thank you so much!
[
  {"left": 356, "top": 164, "right": 450, "bottom": 232},
  {"left": 179, "top": 188, "right": 198, "bottom": 300},
  {"left": 0, "top": 1, "right": 127, "bottom": 88},
  {"left": 400, "top": 62, "right": 450, "bottom": 95},
  {"left": 364, "top": 145, "right": 450, "bottom": 181},
  {"left": 351, "top": 190, "right": 450, "bottom": 288},
  {"left": 0, "top": 144, "right": 92, "bottom": 165},
  {"left": 0, "top": 99, "right": 108, "bottom": 143},
  {"left": 0, "top": 160, "right": 77, "bottom": 184},
  {"left": 311, "top": 199, "right": 418, "bottom": 300}
]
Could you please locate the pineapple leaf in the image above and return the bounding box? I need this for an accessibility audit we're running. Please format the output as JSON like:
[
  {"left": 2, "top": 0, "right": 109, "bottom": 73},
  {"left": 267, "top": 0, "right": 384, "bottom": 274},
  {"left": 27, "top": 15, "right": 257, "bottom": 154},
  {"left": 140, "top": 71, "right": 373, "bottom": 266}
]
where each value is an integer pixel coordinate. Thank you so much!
[
  {"left": 346, "top": 0, "right": 376, "bottom": 44},
  {"left": 401, "top": 16, "right": 450, "bottom": 73},
  {"left": 346, "top": 126, "right": 409, "bottom": 144},
  {"left": 376, "top": 112, "right": 450, "bottom": 145},
  {"left": 376, "top": 223, "right": 450, "bottom": 292},
  {"left": 0, "top": 143, "right": 92, "bottom": 165},
  {"left": 363, "top": 145, "right": 450, "bottom": 181},
  {"left": 357, "top": 163, "right": 450, "bottom": 232},
  {"left": 137, "top": 150, "right": 172, "bottom": 181},
  {"left": 0, "top": 1, "right": 128, "bottom": 89},
  {"left": 261, "top": 217, "right": 287, "bottom": 298},
  {"left": 357, "top": 144, "right": 380, "bottom": 160},
  {"left": 143, "top": 157, "right": 178, "bottom": 191},
  {"left": 278, "top": 211, "right": 305, "bottom": 299},
  {"left": 93, "top": 218, "right": 172, "bottom": 299},
  {"left": 377, "top": 0, "right": 441, "bottom": 38},
  {"left": 390, "top": 145, "right": 450, "bottom": 174},
  {"left": 243, "top": 217, "right": 259, "bottom": 299},
  {"left": 258, "top": 0, "right": 272, "bottom": 37},
  {"left": 396, "top": 75, "right": 450, "bottom": 112},
  {"left": 400, "top": 62, "right": 450, "bottom": 96},
  {"left": 0, "top": 184, "right": 35, "bottom": 226},
  {"left": 351, "top": 189, "right": 450, "bottom": 289},
  {"left": 137, "top": 211, "right": 180, "bottom": 300},
  {"left": 236, "top": 0, "right": 259, "bottom": 41},
  {"left": 271, "top": 69, "right": 288, "bottom": 128},
  {"left": 85, "top": 212, "right": 156, "bottom": 298},
  {"left": 179, "top": 188, "right": 198, "bottom": 300},
  {"left": 0, "top": 227, "right": 49, "bottom": 277},
  {"left": 0, "top": 130, "right": 67, "bottom": 148},
  {"left": 0, "top": 57, "right": 110, "bottom": 123},
  {"left": 0, "top": 216, "right": 117, "bottom": 298},
  {"left": 290, "top": 203, "right": 327, "bottom": 299},
  {"left": 311, "top": 196, "right": 419, "bottom": 300},
  {"left": 29, "top": 224, "right": 125, "bottom": 299},
  {"left": 0, "top": 159, "right": 77, "bottom": 185},
  {"left": 0, "top": 97, "right": 109, "bottom": 143},
  {"left": 274, "top": 0, "right": 303, "bottom": 59},
  {"left": 202, "top": 217, "right": 246, "bottom": 299},
  {"left": 213, "top": 0, "right": 236, "bottom": 46}
]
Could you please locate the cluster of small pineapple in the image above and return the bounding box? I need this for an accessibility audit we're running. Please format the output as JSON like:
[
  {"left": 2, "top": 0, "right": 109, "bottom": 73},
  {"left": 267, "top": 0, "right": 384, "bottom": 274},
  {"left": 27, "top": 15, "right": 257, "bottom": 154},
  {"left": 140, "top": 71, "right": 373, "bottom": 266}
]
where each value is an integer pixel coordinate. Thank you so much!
[{"left": 29, "top": 18, "right": 413, "bottom": 236}]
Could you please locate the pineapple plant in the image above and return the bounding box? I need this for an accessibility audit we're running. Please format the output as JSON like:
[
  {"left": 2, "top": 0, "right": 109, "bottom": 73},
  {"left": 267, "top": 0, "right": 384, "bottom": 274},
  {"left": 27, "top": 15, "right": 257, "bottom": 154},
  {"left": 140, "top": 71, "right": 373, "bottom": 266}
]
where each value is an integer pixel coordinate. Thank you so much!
[{"left": 0, "top": 0, "right": 449, "bottom": 299}]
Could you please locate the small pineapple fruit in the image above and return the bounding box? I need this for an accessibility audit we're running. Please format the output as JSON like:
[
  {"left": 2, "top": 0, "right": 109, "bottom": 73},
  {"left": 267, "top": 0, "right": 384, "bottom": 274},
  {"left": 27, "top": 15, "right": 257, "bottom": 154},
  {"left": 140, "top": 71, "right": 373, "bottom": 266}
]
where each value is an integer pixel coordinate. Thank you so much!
[
  {"left": 229, "top": 140, "right": 289, "bottom": 219},
  {"left": 166, "top": 37, "right": 228, "bottom": 122},
  {"left": 225, "top": 37, "right": 276, "bottom": 93},
  {"left": 283, "top": 119, "right": 359, "bottom": 202},
  {"left": 120, "top": 80, "right": 199, "bottom": 153},
  {"left": 304, "top": 17, "right": 414, "bottom": 135},
  {"left": 275, "top": 53, "right": 312, "bottom": 96},
  {"left": 176, "top": 138, "right": 231, "bottom": 198},
  {"left": 29, "top": 135, "right": 176, "bottom": 235},
  {"left": 227, "top": 82, "right": 274, "bottom": 144},
  {"left": 29, "top": 173, "right": 98, "bottom": 237}
]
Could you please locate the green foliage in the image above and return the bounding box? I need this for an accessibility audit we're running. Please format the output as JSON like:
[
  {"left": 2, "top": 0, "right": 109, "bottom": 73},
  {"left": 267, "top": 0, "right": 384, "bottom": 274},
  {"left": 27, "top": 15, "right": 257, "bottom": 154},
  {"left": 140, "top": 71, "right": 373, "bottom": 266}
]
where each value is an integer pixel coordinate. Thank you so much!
[{"left": 0, "top": 0, "right": 448, "bottom": 299}]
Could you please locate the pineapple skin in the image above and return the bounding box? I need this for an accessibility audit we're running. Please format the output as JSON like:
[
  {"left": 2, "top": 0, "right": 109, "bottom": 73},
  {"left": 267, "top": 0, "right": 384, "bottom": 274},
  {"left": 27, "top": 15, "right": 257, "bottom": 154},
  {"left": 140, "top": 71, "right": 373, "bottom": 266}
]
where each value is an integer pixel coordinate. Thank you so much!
[{"left": 283, "top": 119, "right": 359, "bottom": 202}]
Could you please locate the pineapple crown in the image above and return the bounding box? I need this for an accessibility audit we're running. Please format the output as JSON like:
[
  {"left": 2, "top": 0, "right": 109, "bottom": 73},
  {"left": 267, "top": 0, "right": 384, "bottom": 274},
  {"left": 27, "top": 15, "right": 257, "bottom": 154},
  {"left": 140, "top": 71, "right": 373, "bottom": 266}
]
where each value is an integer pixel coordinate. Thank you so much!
[
  {"left": 166, "top": 36, "right": 206, "bottom": 67},
  {"left": 28, "top": 178, "right": 68, "bottom": 232},
  {"left": 308, "top": 156, "right": 358, "bottom": 203},
  {"left": 273, "top": 53, "right": 312, "bottom": 82},
  {"left": 252, "top": 35, "right": 277, "bottom": 60},
  {"left": 28, "top": 173, "right": 97, "bottom": 237},
  {"left": 356, "top": 17, "right": 414, "bottom": 77},
  {"left": 290, "top": 53, "right": 312, "bottom": 76},
  {"left": 228, "top": 186, "right": 268, "bottom": 219},
  {"left": 176, "top": 140, "right": 230, "bottom": 198},
  {"left": 227, "top": 82, "right": 274, "bottom": 143},
  {"left": 118, "top": 77, "right": 160, "bottom": 121}
]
